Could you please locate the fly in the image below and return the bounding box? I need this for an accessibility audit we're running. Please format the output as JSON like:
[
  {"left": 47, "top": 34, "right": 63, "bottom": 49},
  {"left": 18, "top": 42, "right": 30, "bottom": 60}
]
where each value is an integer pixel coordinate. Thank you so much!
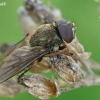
[{"left": 0, "top": 20, "right": 75, "bottom": 83}]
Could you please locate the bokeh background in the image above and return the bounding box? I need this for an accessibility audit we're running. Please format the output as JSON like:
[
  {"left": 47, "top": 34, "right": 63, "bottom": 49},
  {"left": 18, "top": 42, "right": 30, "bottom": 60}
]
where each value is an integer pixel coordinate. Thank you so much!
[{"left": 0, "top": 0, "right": 100, "bottom": 100}]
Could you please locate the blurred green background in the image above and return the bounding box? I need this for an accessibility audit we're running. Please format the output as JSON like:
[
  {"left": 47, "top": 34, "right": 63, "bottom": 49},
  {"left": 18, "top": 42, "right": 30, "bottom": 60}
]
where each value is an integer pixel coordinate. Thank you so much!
[{"left": 0, "top": 0, "right": 100, "bottom": 100}]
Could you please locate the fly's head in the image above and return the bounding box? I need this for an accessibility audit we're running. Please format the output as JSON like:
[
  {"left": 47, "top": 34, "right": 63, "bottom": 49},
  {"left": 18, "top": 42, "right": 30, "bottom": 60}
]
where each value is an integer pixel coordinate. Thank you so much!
[{"left": 54, "top": 20, "right": 76, "bottom": 43}]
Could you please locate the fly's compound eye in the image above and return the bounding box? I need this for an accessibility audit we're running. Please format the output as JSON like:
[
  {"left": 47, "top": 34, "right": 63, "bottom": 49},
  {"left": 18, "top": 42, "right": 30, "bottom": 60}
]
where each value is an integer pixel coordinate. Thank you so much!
[{"left": 55, "top": 20, "right": 76, "bottom": 43}]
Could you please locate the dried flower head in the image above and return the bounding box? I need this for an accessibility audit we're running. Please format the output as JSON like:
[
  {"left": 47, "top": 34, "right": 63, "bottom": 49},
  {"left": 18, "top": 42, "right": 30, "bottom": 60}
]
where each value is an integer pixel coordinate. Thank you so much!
[
  {"left": 0, "top": 79, "right": 20, "bottom": 97},
  {"left": 18, "top": 74, "right": 60, "bottom": 99},
  {"left": 23, "top": 0, "right": 62, "bottom": 24},
  {"left": 17, "top": 6, "right": 38, "bottom": 35},
  {"left": 67, "top": 38, "right": 91, "bottom": 60},
  {"left": 50, "top": 54, "right": 83, "bottom": 83},
  {"left": 0, "top": 43, "right": 13, "bottom": 54},
  {"left": 30, "top": 57, "right": 51, "bottom": 73}
]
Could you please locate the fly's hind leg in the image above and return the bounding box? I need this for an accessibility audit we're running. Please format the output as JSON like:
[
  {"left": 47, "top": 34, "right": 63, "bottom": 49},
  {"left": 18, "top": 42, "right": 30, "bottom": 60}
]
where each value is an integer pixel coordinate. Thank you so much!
[
  {"left": 17, "top": 66, "right": 32, "bottom": 87},
  {"left": 17, "top": 60, "right": 39, "bottom": 87}
]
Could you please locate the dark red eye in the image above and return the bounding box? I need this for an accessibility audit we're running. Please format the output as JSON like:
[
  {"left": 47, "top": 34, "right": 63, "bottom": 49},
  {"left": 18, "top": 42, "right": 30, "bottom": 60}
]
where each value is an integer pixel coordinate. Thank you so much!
[{"left": 55, "top": 20, "right": 75, "bottom": 43}]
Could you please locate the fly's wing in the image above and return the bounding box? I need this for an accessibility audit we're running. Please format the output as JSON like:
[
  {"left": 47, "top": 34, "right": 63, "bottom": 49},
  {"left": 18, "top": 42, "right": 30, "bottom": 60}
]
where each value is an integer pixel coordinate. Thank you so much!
[
  {"left": 0, "top": 45, "right": 48, "bottom": 83},
  {"left": 0, "top": 37, "right": 27, "bottom": 65},
  {"left": 0, "top": 33, "right": 33, "bottom": 68}
]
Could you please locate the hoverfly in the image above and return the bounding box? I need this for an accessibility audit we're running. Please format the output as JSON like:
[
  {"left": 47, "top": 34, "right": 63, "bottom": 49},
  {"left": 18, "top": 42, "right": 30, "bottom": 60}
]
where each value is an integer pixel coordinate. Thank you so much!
[{"left": 0, "top": 20, "right": 75, "bottom": 83}]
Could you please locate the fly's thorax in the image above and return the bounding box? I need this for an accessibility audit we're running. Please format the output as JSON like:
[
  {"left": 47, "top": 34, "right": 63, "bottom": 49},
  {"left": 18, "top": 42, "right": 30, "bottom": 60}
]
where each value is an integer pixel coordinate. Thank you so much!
[{"left": 29, "top": 24, "right": 62, "bottom": 47}]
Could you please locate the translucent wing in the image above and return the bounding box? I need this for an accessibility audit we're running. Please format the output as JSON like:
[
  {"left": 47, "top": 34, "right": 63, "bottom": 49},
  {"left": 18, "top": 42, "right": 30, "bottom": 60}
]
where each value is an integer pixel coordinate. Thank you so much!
[
  {"left": 0, "top": 37, "right": 27, "bottom": 65},
  {"left": 0, "top": 39, "right": 48, "bottom": 83}
]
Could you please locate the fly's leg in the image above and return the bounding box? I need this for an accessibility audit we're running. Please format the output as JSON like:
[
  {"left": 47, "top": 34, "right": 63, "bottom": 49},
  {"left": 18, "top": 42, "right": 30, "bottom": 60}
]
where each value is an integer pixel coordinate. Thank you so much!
[
  {"left": 17, "top": 60, "right": 38, "bottom": 87},
  {"left": 17, "top": 67, "right": 31, "bottom": 87}
]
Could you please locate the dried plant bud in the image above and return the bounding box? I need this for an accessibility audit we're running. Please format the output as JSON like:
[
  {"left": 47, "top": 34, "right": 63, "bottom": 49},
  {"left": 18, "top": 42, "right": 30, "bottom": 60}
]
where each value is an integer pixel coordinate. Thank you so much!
[
  {"left": 69, "top": 38, "right": 84, "bottom": 53},
  {"left": 23, "top": 0, "right": 62, "bottom": 24},
  {"left": 0, "top": 43, "right": 13, "bottom": 54},
  {"left": 19, "top": 74, "right": 60, "bottom": 99},
  {"left": 24, "top": 0, "right": 37, "bottom": 10},
  {"left": 18, "top": 0, "right": 62, "bottom": 36},
  {"left": 17, "top": 6, "right": 38, "bottom": 35},
  {"left": 79, "top": 52, "right": 91, "bottom": 60},
  {"left": 49, "top": 7, "right": 62, "bottom": 21},
  {"left": 50, "top": 54, "right": 83, "bottom": 83},
  {"left": 67, "top": 38, "right": 91, "bottom": 60},
  {"left": 0, "top": 79, "right": 20, "bottom": 97},
  {"left": 30, "top": 57, "right": 51, "bottom": 73}
]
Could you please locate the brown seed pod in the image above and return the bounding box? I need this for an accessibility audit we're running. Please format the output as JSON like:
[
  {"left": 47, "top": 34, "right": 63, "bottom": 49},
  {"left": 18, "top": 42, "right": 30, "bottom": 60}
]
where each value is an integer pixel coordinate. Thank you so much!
[
  {"left": 0, "top": 43, "right": 13, "bottom": 54},
  {"left": 0, "top": 78, "right": 20, "bottom": 97},
  {"left": 50, "top": 54, "right": 83, "bottom": 83},
  {"left": 23, "top": 0, "right": 62, "bottom": 24},
  {"left": 67, "top": 38, "right": 91, "bottom": 60},
  {"left": 18, "top": 74, "right": 60, "bottom": 99},
  {"left": 30, "top": 57, "right": 51, "bottom": 73},
  {"left": 17, "top": 6, "right": 38, "bottom": 35}
]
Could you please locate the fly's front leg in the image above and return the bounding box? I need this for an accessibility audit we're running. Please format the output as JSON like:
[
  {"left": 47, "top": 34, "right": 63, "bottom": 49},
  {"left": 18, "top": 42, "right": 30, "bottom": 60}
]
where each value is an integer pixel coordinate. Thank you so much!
[{"left": 44, "top": 44, "right": 72, "bottom": 57}]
